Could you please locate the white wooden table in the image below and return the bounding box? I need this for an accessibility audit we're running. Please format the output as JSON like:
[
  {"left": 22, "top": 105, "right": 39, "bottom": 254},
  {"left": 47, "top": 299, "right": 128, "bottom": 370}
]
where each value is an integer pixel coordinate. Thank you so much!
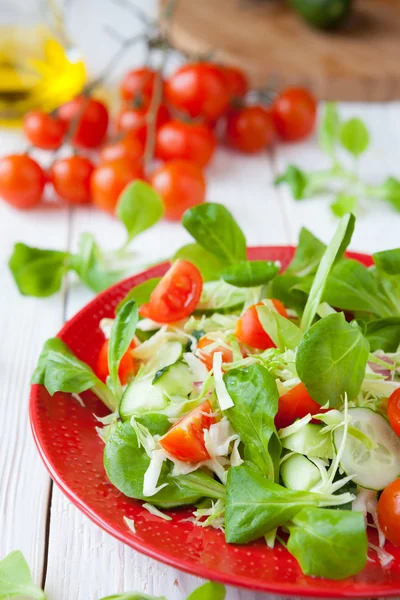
[{"left": 1, "top": 2, "right": 400, "bottom": 599}]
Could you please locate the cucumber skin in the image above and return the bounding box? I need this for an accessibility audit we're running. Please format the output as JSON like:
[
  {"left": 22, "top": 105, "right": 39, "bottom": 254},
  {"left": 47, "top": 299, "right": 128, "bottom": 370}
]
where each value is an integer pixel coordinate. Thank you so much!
[{"left": 290, "top": 0, "right": 352, "bottom": 30}]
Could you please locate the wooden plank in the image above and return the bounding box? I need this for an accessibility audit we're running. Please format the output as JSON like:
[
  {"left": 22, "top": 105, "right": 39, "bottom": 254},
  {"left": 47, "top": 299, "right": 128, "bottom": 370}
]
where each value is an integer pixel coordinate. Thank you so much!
[
  {"left": 43, "top": 147, "right": 289, "bottom": 599},
  {"left": 0, "top": 130, "right": 70, "bottom": 583}
]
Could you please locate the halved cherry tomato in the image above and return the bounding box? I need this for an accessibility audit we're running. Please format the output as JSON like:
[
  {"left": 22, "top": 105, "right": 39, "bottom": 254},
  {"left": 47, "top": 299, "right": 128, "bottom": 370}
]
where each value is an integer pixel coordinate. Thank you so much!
[
  {"left": 235, "top": 300, "right": 288, "bottom": 350},
  {"left": 96, "top": 339, "right": 137, "bottom": 386},
  {"left": 378, "top": 478, "right": 400, "bottom": 546},
  {"left": 155, "top": 119, "right": 217, "bottom": 167},
  {"left": 388, "top": 389, "right": 400, "bottom": 437},
  {"left": 160, "top": 400, "right": 216, "bottom": 463},
  {"left": 275, "top": 382, "right": 322, "bottom": 430},
  {"left": 58, "top": 96, "right": 109, "bottom": 149},
  {"left": 225, "top": 105, "right": 275, "bottom": 153},
  {"left": 0, "top": 154, "right": 46, "bottom": 209},
  {"left": 139, "top": 260, "right": 203, "bottom": 323},
  {"left": 272, "top": 87, "right": 317, "bottom": 142},
  {"left": 50, "top": 155, "right": 94, "bottom": 204},
  {"left": 150, "top": 159, "right": 206, "bottom": 221},
  {"left": 119, "top": 67, "right": 163, "bottom": 103},
  {"left": 221, "top": 66, "right": 249, "bottom": 101},
  {"left": 197, "top": 335, "right": 233, "bottom": 371},
  {"left": 91, "top": 157, "right": 144, "bottom": 214},
  {"left": 23, "top": 110, "right": 67, "bottom": 150},
  {"left": 115, "top": 99, "right": 170, "bottom": 145},
  {"left": 165, "top": 63, "right": 230, "bottom": 121},
  {"left": 99, "top": 132, "right": 144, "bottom": 164}
]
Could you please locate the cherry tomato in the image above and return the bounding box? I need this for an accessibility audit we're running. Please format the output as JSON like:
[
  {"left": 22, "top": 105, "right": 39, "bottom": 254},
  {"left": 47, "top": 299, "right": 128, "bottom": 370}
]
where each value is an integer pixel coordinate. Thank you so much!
[
  {"left": 221, "top": 66, "right": 248, "bottom": 101},
  {"left": 23, "top": 111, "right": 67, "bottom": 150},
  {"left": 119, "top": 67, "right": 163, "bottom": 103},
  {"left": 139, "top": 260, "right": 203, "bottom": 323},
  {"left": 91, "top": 157, "right": 144, "bottom": 214},
  {"left": 160, "top": 400, "right": 216, "bottom": 463},
  {"left": 115, "top": 99, "right": 170, "bottom": 145},
  {"left": 50, "top": 156, "right": 94, "bottom": 205},
  {"left": 378, "top": 478, "right": 400, "bottom": 546},
  {"left": 387, "top": 389, "right": 400, "bottom": 436},
  {"left": 275, "top": 382, "right": 322, "bottom": 430},
  {"left": 58, "top": 96, "right": 109, "bottom": 149},
  {"left": 99, "top": 132, "right": 144, "bottom": 164},
  {"left": 150, "top": 160, "right": 206, "bottom": 221},
  {"left": 235, "top": 300, "right": 288, "bottom": 350},
  {"left": 96, "top": 339, "right": 137, "bottom": 386},
  {"left": 197, "top": 335, "right": 234, "bottom": 371},
  {"left": 0, "top": 154, "right": 45, "bottom": 209},
  {"left": 165, "top": 63, "right": 230, "bottom": 121},
  {"left": 272, "top": 87, "right": 317, "bottom": 142},
  {"left": 225, "top": 105, "right": 275, "bottom": 153},
  {"left": 155, "top": 119, "right": 217, "bottom": 168}
]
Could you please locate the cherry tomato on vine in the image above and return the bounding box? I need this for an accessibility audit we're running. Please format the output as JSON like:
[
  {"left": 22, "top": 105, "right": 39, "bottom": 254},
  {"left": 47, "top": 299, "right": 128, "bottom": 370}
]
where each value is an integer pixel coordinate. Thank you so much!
[
  {"left": 139, "top": 259, "right": 203, "bottom": 323},
  {"left": 165, "top": 62, "right": 230, "bottom": 121},
  {"left": 150, "top": 159, "right": 206, "bottom": 221},
  {"left": 272, "top": 87, "right": 317, "bottom": 142},
  {"left": 225, "top": 105, "right": 275, "bottom": 153},
  {"left": 99, "top": 132, "right": 144, "bottom": 164},
  {"left": 0, "top": 154, "right": 46, "bottom": 209},
  {"left": 221, "top": 66, "right": 249, "bottom": 101},
  {"left": 96, "top": 339, "right": 137, "bottom": 386},
  {"left": 115, "top": 99, "right": 170, "bottom": 144},
  {"left": 50, "top": 156, "right": 94, "bottom": 205},
  {"left": 58, "top": 96, "right": 109, "bottom": 149},
  {"left": 387, "top": 389, "right": 400, "bottom": 436},
  {"left": 155, "top": 119, "right": 217, "bottom": 167},
  {"left": 23, "top": 111, "right": 67, "bottom": 150},
  {"left": 159, "top": 400, "right": 216, "bottom": 463},
  {"left": 197, "top": 335, "right": 234, "bottom": 371},
  {"left": 235, "top": 300, "right": 288, "bottom": 349},
  {"left": 91, "top": 157, "right": 144, "bottom": 214},
  {"left": 378, "top": 478, "right": 400, "bottom": 546},
  {"left": 119, "top": 67, "right": 163, "bottom": 103},
  {"left": 275, "top": 382, "right": 322, "bottom": 430}
]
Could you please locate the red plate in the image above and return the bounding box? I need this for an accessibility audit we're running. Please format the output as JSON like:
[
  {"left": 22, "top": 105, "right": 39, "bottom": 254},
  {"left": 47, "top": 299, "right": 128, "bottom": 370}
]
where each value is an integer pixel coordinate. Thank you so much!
[{"left": 30, "top": 247, "right": 400, "bottom": 597}]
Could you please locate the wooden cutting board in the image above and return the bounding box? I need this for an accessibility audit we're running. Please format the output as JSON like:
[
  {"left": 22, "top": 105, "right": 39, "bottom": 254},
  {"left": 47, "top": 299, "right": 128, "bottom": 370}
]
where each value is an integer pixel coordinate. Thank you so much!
[{"left": 163, "top": 0, "right": 400, "bottom": 101}]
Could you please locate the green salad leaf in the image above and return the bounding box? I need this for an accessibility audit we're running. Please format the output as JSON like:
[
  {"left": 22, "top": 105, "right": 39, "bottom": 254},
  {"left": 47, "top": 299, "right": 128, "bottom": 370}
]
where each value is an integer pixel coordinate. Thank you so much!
[
  {"left": 116, "top": 277, "right": 161, "bottom": 314},
  {"left": 224, "top": 365, "right": 280, "bottom": 481},
  {"left": 300, "top": 213, "right": 355, "bottom": 331},
  {"left": 365, "top": 317, "right": 400, "bottom": 352},
  {"left": 70, "top": 233, "right": 124, "bottom": 294},
  {"left": 339, "top": 117, "right": 370, "bottom": 158},
  {"left": 286, "top": 228, "right": 326, "bottom": 278},
  {"left": 173, "top": 243, "right": 226, "bottom": 282},
  {"left": 108, "top": 299, "right": 138, "bottom": 396},
  {"left": 257, "top": 304, "right": 303, "bottom": 351},
  {"left": 101, "top": 595, "right": 166, "bottom": 600},
  {"left": 330, "top": 194, "right": 357, "bottom": 218},
  {"left": 9, "top": 243, "right": 69, "bottom": 297},
  {"left": 221, "top": 260, "right": 279, "bottom": 288},
  {"left": 32, "top": 337, "right": 117, "bottom": 411},
  {"left": 274, "top": 165, "right": 309, "bottom": 200},
  {"left": 287, "top": 508, "right": 367, "bottom": 580},
  {"left": 186, "top": 582, "right": 226, "bottom": 600},
  {"left": 296, "top": 312, "right": 370, "bottom": 406},
  {"left": 0, "top": 550, "right": 46, "bottom": 599},
  {"left": 182, "top": 203, "right": 246, "bottom": 264},
  {"left": 116, "top": 181, "right": 164, "bottom": 246},
  {"left": 319, "top": 102, "right": 340, "bottom": 158}
]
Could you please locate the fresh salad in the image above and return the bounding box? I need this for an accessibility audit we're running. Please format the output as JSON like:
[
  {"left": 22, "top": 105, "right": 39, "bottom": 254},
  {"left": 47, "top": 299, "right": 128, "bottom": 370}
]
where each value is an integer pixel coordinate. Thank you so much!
[{"left": 34, "top": 204, "right": 400, "bottom": 581}]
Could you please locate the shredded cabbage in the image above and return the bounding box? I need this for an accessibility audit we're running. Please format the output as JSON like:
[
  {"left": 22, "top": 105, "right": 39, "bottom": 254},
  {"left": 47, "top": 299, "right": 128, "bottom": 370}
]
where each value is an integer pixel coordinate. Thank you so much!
[
  {"left": 142, "top": 503, "right": 172, "bottom": 521},
  {"left": 183, "top": 352, "right": 209, "bottom": 383},
  {"left": 143, "top": 450, "right": 168, "bottom": 497},
  {"left": 213, "top": 352, "right": 234, "bottom": 410},
  {"left": 123, "top": 516, "right": 136, "bottom": 534}
]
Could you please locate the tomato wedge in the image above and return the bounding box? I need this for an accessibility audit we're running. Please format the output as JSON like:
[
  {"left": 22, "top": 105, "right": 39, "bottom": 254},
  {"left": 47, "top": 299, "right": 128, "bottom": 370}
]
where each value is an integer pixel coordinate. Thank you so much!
[
  {"left": 388, "top": 388, "right": 400, "bottom": 437},
  {"left": 235, "top": 299, "right": 288, "bottom": 350},
  {"left": 197, "top": 335, "right": 234, "bottom": 371},
  {"left": 139, "top": 260, "right": 203, "bottom": 323},
  {"left": 96, "top": 339, "right": 137, "bottom": 386},
  {"left": 378, "top": 478, "right": 400, "bottom": 546},
  {"left": 159, "top": 400, "right": 216, "bottom": 463},
  {"left": 275, "top": 382, "right": 322, "bottom": 430}
]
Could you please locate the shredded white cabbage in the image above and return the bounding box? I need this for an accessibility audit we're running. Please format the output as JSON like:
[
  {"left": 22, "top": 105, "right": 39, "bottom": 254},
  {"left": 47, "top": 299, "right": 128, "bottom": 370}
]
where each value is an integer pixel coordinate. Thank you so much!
[
  {"left": 368, "top": 543, "right": 394, "bottom": 568},
  {"left": 213, "top": 352, "right": 234, "bottom": 410},
  {"left": 143, "top": 450, "right": 168, "bottom": 497},
  {"left": 142, "top": 502, "right": 172, "bottom": 521},
  {"left": 123, "top": 516, "right": 136, "bottom": 534},
  {"left": 189, "top": 499, "right": 225, "bottom": 531},
  {"left": 183, "top": 352, "right": 209, "bottom": 383},
  {"left": 278, "top": 414, "right": 312, "bottom": 439},
  {"left": 72, "top": 393, "right": 85, "bottom": 407},
  {"left": 265, "top": 528, "right": 277, "bottom": 549},
  {"left": 99, "top": 317, "right": 114, "bottom": 339},
  {"left": 230, "top": 438, "right": 243, "bottom": 467},
  {"left": 203, "top": 417, "right": 239, "bottom": 458},
  {"left": 136, "top": 318, "right": 161, "bottom": 332},
  {"left": 130, "top": 418, "right": 156, "bottom": 458}
]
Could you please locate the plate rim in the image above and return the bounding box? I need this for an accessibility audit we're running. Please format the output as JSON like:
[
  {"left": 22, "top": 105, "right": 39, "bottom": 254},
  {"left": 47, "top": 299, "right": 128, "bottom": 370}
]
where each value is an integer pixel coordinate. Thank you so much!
[{"left": 30, "top": 245, "right": 400, "bottom": 598}]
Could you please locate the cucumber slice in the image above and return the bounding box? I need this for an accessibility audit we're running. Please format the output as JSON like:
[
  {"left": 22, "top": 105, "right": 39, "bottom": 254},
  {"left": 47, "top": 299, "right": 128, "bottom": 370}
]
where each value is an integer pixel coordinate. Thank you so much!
[
  {"left": 194, "top": 281, "right": 247, "bottom": 315},
  {"left": 153, "top": 360, "right": 193, "bottom": 397},
  {"left": 119, "top": 376, "right": 168, "bottom": 421},
  {"left": 281, "top": 454, "right": 322, "bottom": 491},
  {"left": 334, "top": 407, "right": 400, "bottom": 490},
  {"left": 281, "top": 423, "right": 334, "bottom": 459},
  {"left": 144, "top": 340, "right": 183, "bottom": 374}
]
